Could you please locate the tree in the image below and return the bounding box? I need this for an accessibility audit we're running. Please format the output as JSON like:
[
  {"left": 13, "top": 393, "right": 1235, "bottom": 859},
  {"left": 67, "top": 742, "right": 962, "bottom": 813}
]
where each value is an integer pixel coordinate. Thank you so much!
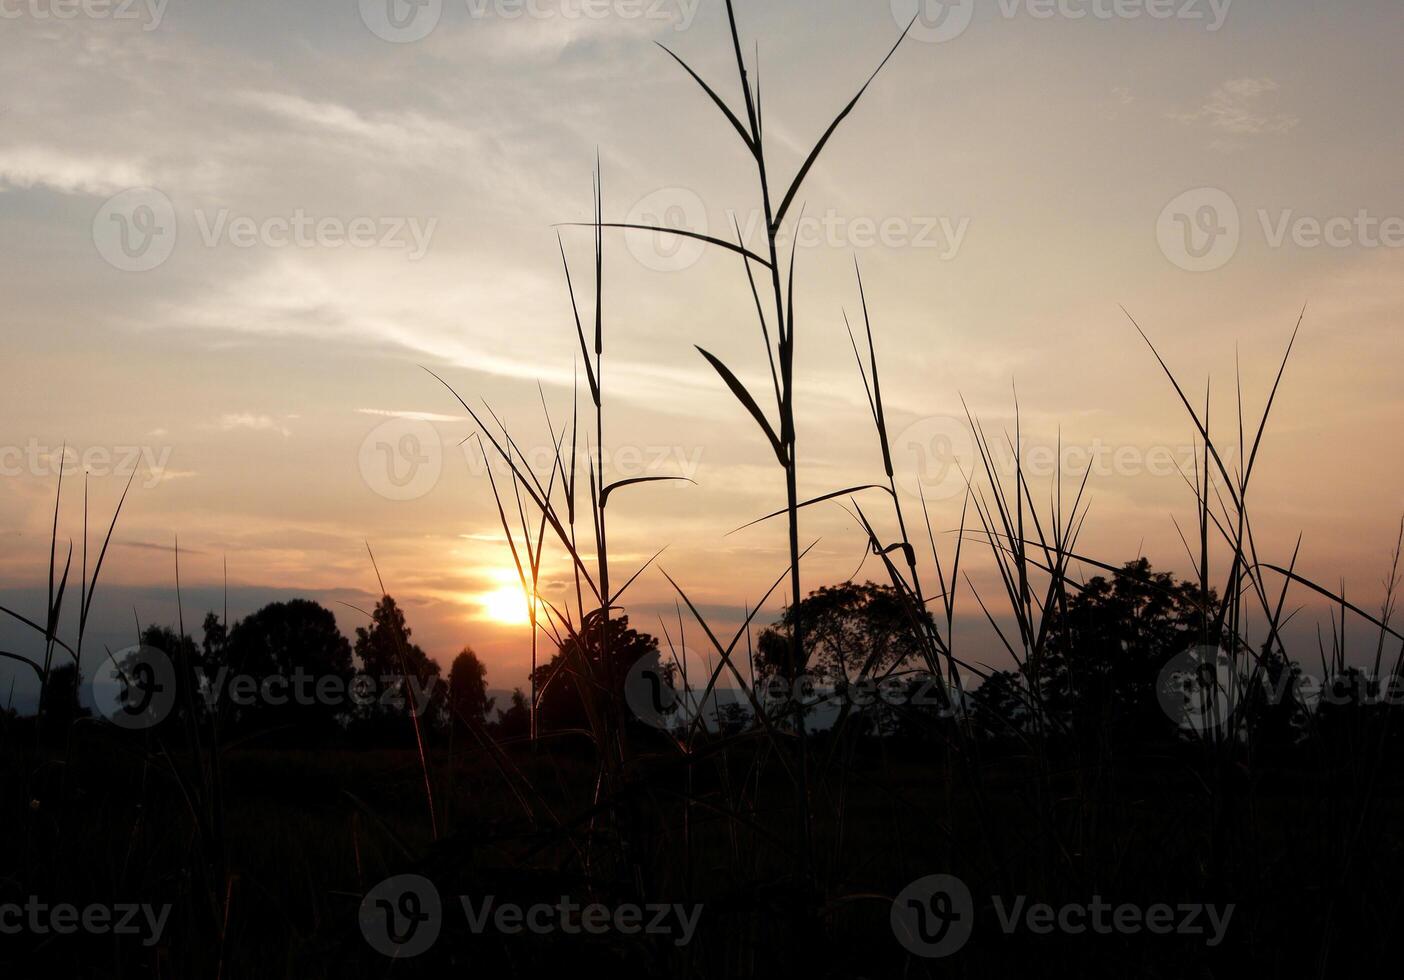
[
  {"left": 125, "top": 623, "right": 203, "bottom": 738},
  {"left": 755, "top": 582, "right": 939, "bottom": 728},
  {"left": 39, "top": 662, "right": 89, "bottom": 731},
  {"left": 493, "top": 687, "right": 531, "bottom": 740},
  {"left": 352, "top": 594, "right": 445, "bottom": 742},
  {"left": 448, "top": 646, "right": 495, "bottom": 730},
  {"left": 216, "top": 600, "right": 353, "bottom": 742},
  {"left": 529, "top": 614, "right": 664, "bottom": 733},
  {"left": 200, "top": 611, "right": 227, "bottom": 684},
  {"left": 756, "top": 582, "right": 934, "bottom": 685},
  {"left": 1023, "top": 558, "right": 1218, "bottom": 744}
]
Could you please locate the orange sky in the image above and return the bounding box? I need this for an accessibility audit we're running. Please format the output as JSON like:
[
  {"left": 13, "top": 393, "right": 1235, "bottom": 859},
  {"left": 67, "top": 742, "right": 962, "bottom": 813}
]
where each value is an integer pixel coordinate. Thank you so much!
[{"left": 3, "top": 0, "right": 1402, "bottom": 703}]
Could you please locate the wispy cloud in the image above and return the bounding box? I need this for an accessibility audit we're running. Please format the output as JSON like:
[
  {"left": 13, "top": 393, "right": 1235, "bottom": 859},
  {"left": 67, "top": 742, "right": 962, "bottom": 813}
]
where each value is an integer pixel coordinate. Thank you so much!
[
  {"left": 217, "top": 413, "right": 292, "bottom": 437},
  {"left": 1172, "top": 78, "right": 1299, "bottom": 135},
  {"left": 232, "top": 91, "right": 479, "bottom": 154},
  {"left": 0, "top": 146, "right": 149, "bottom": 196},
  {"left": 357, "top": 408, "right": 465, "bottom": 423}
]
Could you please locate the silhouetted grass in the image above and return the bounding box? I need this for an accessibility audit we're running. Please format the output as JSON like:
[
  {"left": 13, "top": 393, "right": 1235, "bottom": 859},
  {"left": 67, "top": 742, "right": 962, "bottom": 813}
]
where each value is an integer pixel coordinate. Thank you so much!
[{"left": 5, "top": 3, "right": 1404, "bottom": 978}]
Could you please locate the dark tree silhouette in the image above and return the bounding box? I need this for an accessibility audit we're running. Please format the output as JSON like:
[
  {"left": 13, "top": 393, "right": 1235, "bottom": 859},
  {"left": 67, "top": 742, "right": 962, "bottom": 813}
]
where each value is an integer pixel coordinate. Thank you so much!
[
  {"left": 352, "top": 594, "right": 444, "bottom": 742},
  {"left": 981, "top": 559, "right": 1220, "bottom": 745},
  {"left": 529, "top": 614, "right": 664, "bottom": 733},
  {"left": 755, "top": 582, "right": 939, "bottom": 730},
  {"left": 128, "top": 623, "right": 203, "bottom": 738},
  {"left": 38, "top": 661, "right": 89, "bottom": 731},
  {"left": 493, "top": 687, "right": 531, "bottom": 740},
  {"left": 448, "top": 646, "right": 495, "bottom": 730},
  {"left": 214, "top": 599, "right": 353, "bottom": 742},
  {"left": 756, "top": 582, "right": 933, "bottom": 686}
]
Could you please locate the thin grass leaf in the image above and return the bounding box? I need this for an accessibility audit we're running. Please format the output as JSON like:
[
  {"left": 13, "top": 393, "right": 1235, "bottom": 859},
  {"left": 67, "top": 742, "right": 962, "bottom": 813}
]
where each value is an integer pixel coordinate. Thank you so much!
[
  {"left": 771, "top": 16, "right": 916, "bottom": 232},
  {"left": 696, "top": 345, "right": 786, "bottom": 465}
]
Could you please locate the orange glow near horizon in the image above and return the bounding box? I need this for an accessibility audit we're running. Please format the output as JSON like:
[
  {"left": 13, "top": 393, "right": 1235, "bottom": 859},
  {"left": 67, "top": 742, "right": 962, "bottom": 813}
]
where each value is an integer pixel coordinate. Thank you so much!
[{"left": 473, "top": 570, "right": 533, "bottom": 627}]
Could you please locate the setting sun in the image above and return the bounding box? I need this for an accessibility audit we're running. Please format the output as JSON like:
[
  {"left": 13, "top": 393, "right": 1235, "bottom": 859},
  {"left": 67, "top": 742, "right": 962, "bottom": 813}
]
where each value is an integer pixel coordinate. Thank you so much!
[{"left": 476, "top": 584, "right": 532, "bottom": 627}]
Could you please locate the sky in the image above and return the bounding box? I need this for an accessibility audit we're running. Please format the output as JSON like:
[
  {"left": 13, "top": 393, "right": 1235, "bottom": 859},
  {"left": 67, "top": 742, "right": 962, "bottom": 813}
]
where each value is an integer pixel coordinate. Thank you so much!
[{"left": 2, "top": 0, "right": 1402, "bottom": 708}]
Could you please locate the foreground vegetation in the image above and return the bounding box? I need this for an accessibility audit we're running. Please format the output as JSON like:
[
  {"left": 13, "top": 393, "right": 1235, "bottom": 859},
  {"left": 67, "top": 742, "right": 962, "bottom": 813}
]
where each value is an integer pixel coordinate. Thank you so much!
[{"left": 4, "top": 2, "right": 1402, "bottom": 976}]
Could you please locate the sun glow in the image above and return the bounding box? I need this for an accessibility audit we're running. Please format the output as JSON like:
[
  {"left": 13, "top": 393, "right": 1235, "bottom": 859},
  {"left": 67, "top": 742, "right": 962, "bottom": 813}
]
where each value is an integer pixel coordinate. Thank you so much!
[{"left": 475, "top": 576, "right": 533, "bottom": 627}]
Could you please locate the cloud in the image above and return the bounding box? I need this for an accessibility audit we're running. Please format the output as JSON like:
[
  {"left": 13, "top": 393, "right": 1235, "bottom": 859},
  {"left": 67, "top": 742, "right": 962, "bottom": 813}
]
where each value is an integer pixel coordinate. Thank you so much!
[
  {"left": 357, "top": 408, "right": 466, "bottom": 423},
  {"left": 217, "top": 413, "right": 292, "bottom": 437},
  {"left": 119, "top": 540, "right": 206, "bottom": 556},
  {"left": 231, "top": 91, "right": 479, "bottom": 155},
  {"left": 0, "top": 146, "right": 149, "bottom": 196},
  {"left": 1172, "top": 78, "right": 1299, "bottom": 135},
  {"left": 151, "top": 469, "right": 199, "bottom": 483}
]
